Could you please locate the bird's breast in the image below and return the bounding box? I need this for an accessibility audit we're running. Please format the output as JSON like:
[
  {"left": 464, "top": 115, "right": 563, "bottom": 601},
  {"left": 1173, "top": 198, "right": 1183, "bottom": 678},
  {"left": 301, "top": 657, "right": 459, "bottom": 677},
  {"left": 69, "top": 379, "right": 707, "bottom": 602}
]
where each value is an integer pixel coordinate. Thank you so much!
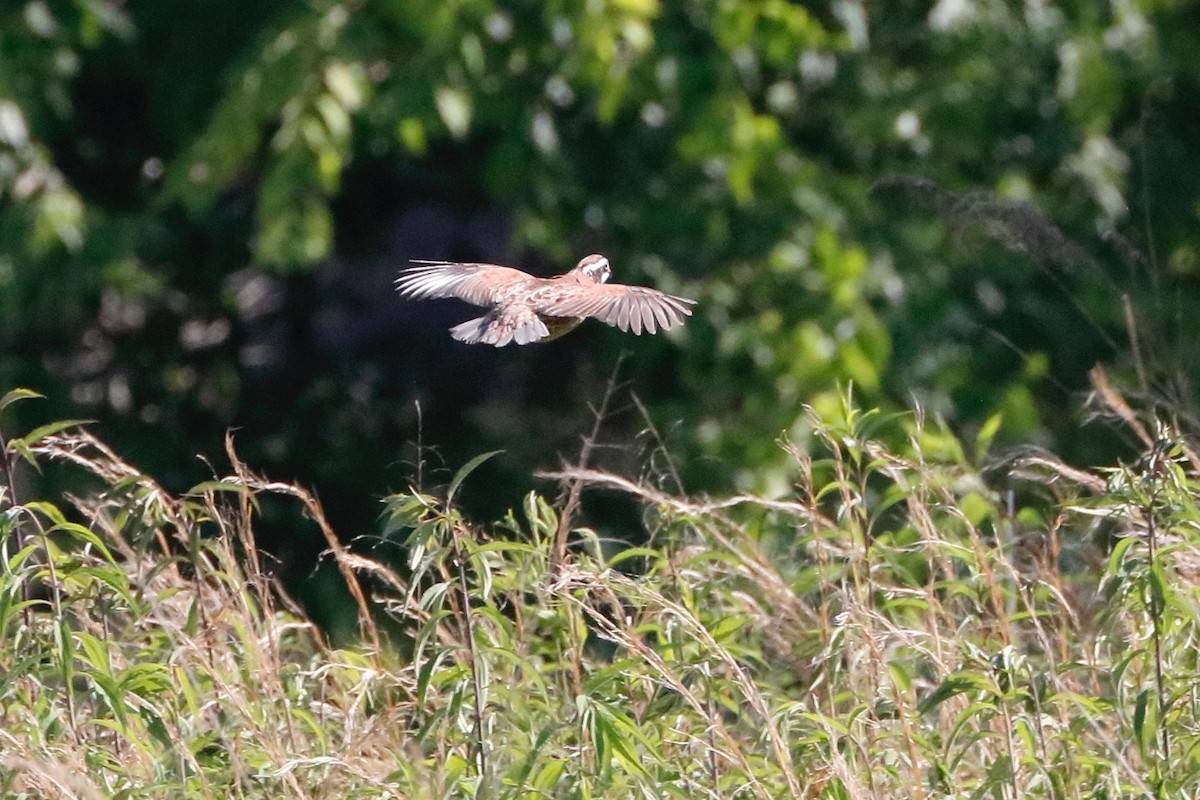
[{"left": 538, "top": 315, "right": 583, "bottom": 341}]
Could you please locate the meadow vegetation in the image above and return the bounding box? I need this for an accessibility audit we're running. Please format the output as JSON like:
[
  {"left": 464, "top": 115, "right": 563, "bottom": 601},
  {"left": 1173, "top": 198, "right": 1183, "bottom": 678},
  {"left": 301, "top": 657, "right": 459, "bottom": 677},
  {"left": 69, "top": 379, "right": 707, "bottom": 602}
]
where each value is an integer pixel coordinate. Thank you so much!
[
  {"left": 3, "top": 374, "right": 1198, "bottom": 799},
  {"left": 5, "top": 2, "right": 1200, "bottom": 797}
]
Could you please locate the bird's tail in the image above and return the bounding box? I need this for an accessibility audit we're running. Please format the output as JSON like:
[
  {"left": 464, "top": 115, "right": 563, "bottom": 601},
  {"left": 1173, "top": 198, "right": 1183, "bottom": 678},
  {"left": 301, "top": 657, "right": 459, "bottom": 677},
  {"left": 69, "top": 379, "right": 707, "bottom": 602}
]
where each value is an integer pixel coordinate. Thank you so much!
[{"left": 450, "top": 309, "right": 549, "bottom": 347}]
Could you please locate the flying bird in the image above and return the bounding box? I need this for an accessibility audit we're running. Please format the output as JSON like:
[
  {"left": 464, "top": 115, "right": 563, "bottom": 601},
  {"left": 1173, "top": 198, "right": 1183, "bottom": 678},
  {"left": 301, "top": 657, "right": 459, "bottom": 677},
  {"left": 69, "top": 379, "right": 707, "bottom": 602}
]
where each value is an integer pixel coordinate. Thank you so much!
[{"left": 394, "top": 254, "right": 695, "bottom": 347}]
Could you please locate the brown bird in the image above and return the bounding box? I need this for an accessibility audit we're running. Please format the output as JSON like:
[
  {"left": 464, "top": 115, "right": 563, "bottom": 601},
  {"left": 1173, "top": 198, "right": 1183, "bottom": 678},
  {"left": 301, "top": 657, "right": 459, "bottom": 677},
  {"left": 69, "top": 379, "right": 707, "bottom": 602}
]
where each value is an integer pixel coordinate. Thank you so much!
[{"left": 394, "top": 254, "right": 695, "bottom": 347}]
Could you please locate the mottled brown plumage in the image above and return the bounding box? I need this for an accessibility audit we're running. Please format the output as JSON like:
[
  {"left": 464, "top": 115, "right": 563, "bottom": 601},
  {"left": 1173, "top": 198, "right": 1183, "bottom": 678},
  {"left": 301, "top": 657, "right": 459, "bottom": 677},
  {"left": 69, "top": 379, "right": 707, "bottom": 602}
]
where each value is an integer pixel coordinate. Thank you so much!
[{"left": 395, "top": 254, "right": 695, "bottom": 346}]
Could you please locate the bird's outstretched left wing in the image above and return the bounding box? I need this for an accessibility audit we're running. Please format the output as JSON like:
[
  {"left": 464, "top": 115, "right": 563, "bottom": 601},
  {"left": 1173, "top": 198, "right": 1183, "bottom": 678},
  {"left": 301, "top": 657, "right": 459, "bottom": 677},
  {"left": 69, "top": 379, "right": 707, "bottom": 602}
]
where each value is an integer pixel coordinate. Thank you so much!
[
  {"left": 533, "top": 283, "right": 695, "bottom": 335},
  {"left": 395, "top": 262, "right": 535, "bottom": 308}
]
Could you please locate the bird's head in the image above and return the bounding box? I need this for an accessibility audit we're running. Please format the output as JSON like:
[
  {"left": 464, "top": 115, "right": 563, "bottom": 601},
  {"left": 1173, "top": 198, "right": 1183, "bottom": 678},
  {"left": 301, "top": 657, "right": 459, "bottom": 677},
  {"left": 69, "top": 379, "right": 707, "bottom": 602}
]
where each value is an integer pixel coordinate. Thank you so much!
[{"left": 576, "top": 254, "right": 611, "bottom": 284}]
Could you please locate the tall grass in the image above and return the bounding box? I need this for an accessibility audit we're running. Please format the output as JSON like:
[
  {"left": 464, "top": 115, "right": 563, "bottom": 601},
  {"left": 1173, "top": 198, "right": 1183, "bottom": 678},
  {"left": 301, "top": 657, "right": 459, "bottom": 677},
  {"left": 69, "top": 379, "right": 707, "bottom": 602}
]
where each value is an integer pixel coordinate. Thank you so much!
[{"left": 2, "top": 378, "right": 1198, "bottom": 798}]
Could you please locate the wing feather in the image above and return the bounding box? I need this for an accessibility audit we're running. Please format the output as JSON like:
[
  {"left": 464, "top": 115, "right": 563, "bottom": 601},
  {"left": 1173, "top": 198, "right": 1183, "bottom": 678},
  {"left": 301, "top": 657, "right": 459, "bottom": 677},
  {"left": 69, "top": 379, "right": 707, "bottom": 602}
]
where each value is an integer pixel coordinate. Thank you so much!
[
  {"left": 617, "top": 298, "right": 633, "bottom": 333},
  {"left": 641, "top": 303, "right": 657, "bottom": 335},
  {"left": 534, "top": 284, "right": 695, "bottom": 334},
  {"left": 394, "top": 262, "right": 535, "bottom": 307}
]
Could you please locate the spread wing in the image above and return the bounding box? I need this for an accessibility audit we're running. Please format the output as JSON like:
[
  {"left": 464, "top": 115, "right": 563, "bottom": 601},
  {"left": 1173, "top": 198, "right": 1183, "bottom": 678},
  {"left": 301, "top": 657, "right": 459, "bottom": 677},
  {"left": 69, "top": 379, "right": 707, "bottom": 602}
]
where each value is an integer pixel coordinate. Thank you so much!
[
  {"left": 394, "top": 261, "right": 535, "bottom": 307},
  {"left": 533, "top": 283, "right": 695, "bottom": 335}
]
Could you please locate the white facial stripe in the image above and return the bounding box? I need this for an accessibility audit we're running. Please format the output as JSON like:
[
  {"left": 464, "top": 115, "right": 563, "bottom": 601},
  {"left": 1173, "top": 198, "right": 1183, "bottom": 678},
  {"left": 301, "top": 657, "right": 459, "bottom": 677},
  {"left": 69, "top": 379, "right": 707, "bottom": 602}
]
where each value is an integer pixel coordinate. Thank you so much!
[{"left": 583, "top": 258, "right": 611, "bottom": 282}]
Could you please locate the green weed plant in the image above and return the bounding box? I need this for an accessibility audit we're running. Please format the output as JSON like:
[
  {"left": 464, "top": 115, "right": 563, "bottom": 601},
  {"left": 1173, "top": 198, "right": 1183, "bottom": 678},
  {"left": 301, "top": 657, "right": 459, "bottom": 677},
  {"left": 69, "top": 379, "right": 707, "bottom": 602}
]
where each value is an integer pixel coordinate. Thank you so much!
[{"left": 2, "top": 386, "right": 1198, "bottom": 798}]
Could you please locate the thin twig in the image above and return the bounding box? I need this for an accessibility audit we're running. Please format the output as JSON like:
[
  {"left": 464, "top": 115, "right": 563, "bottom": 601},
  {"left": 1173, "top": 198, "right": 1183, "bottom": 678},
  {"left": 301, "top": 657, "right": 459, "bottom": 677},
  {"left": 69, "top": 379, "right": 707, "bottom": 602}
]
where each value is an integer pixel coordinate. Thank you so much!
[
  {"left": 1138, "top": 82, "right": 1163, "bottom": 298},
  {"left": 0, "top": 426, "right": 31, "bottom": 626},
  {"left": 1090, "top": 366, "right": 1154, "bottom": 448},
  {"left": 539, "top": 467, "right": 833, "bottom": 527},
  {"left": 224, "top": 433, "right": 298, "bottom": 754},
  {"left": 216, "top": 439, "right": 383, "bottom": 654},
  {"left": 1122, "top": 293, "right": 1149, "bottom": 394},
  {"left": 551, "top": 354, "right": 627, "bottom": 569},
  {"left": 1145, "top": 441, "right": 1169, "bottom": 765},
  {"left": 451, "top": 522, "right": 489, "bottom": 784},
  {"left": 630, "top": 391, "right": 685, "bottom": 495},
  {"left": 415, "top": 400, "right": 426, "bottom": 493}
]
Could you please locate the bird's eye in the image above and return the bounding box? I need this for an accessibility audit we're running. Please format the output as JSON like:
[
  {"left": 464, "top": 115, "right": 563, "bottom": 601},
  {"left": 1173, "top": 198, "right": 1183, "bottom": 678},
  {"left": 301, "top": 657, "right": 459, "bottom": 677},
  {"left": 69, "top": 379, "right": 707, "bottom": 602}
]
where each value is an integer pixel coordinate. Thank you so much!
[{"left": 584, "top": 259, "right": 610, "bottom": 282}]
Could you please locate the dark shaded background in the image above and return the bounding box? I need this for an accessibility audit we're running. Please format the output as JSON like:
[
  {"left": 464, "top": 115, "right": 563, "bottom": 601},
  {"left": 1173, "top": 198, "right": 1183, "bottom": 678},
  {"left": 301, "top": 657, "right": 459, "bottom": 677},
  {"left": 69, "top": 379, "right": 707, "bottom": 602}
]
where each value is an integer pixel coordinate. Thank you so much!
[{"left": 3, "top": 0, "right": 1199, "bottom": 630}]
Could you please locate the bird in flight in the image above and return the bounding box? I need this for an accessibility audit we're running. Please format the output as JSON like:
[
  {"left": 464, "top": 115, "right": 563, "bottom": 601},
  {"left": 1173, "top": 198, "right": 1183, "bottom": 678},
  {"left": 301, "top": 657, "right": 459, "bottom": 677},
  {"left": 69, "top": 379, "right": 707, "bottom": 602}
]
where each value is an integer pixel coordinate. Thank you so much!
[{"left": 395, "top": 254, "right": 695, "bottom": 347}]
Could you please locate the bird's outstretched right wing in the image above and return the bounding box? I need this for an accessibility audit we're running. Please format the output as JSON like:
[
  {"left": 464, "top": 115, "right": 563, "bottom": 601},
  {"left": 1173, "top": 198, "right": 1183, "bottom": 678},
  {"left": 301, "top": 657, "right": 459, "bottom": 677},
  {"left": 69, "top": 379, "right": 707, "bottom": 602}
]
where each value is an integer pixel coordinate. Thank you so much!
[{"left": 395, "top": 261, "right": 535, "bottom": 308}]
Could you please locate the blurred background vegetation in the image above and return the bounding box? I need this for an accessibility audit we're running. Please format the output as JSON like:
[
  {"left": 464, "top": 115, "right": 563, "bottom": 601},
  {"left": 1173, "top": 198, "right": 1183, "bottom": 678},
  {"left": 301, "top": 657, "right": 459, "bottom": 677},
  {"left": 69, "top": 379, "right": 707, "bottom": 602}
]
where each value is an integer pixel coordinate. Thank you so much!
[{"left": 2, "top": 0, "right": 1198, "bottom": 610}]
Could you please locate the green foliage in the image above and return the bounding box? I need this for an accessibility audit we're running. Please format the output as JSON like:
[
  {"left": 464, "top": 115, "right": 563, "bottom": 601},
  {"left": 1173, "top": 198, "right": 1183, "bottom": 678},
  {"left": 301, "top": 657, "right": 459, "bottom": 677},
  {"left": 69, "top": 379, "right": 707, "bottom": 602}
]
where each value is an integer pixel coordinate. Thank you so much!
[{"left": 6, "top": 389, "right": 1200, "bottom": 796}]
